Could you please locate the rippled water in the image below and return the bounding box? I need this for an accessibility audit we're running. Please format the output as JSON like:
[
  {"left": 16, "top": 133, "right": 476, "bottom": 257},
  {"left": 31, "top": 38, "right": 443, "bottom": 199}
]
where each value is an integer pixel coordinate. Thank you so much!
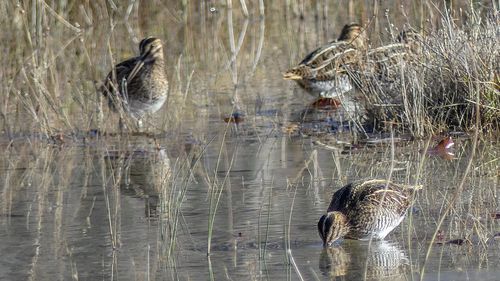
[{"left": 1, "top": 1, "right": 499, "bottom": 281}]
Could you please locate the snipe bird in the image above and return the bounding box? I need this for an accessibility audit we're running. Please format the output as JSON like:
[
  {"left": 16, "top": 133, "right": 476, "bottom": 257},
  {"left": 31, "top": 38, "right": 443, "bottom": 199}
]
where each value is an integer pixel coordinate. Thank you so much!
[
  {"left": 396, "top": 28, "right": 423, "bottom": 53},
  {"left": 363, "top": 28, "right": 422, "bottom": 77},
  {"left": 102, "top": 37, "right": 168, "bottom": 129},
  {"left": 283, "top": 23, "right": 367, "bottom": 98},
  {"left": 318, "top": 179, "right": 421, "bottom": 247}
]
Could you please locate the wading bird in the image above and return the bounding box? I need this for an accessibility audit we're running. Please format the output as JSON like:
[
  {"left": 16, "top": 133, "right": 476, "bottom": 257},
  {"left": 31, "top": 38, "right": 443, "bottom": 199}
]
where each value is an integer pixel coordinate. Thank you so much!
[
  {"left": 102, "top": 37, "right": 168, "bottom": 131},
  {"left": 318, "top": 179, "right": 421, "bottom": 247},
  {"left": 283, "top": 23, "right": 367, "bottom": 98}
]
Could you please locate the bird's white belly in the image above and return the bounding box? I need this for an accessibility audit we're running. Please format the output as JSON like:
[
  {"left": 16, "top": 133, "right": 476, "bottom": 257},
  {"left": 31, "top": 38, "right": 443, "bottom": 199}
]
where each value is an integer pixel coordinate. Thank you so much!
[
  {"left": 320, "top": 75, "right": 354, "bottom": 98},
  {"left": 129, "top": 95, "right": 167, "bottom": 119},
  {"left": 301, "top": 74, "right": 353, "bottom": 98}
]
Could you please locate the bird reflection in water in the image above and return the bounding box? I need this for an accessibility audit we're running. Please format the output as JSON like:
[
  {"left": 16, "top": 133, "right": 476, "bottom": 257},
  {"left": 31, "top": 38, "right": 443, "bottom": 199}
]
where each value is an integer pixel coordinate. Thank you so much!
[
  {"left": 105, "top": 147, "right": 171, "bottom": 217},
  {"left": 319, "top": 246, "right": 351, "bottom": 279},
  {"left": 319, "top": 241, "right": 409, "bottom": 281}
]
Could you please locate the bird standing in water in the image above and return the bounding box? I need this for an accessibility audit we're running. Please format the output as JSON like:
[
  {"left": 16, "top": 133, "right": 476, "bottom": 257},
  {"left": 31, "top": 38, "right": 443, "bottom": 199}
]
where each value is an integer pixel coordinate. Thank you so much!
[
  {"left": 318, "top": 179, "right": 421, "bottom": 247},
  {"left": 102, "top": 37, "right": 168, "bottom": 132},
  {"left": 283, "top": 23, "right": 367, "bottom": 98}
]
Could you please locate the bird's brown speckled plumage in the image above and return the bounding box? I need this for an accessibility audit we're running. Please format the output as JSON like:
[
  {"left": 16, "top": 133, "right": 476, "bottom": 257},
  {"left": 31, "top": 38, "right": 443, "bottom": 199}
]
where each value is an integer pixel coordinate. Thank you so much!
[
  {"left": 318, "top": 179, "right": 421, "bottom": 246},
  {"left": 362, "top": 29, "right": 423, "bottom": 79},
  {"left": 102, "top": 37, "right": 168, "bottom": 123},
  {"left": 283, "top": 23, "right": 367, "bottom": 97}
]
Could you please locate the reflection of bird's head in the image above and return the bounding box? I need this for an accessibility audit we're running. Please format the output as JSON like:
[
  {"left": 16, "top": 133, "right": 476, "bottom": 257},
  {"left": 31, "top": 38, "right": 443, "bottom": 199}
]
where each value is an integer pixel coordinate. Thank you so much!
[
  {"left": 139, "top": 37, "right": 164, "bottom": 63},
  {"left": 319, "top": 246, "right": 350, "bottom": 278},
  {"left": 318, "top": 211, "right": 350, "bottom": 247},
  {"left": 337, "top": 23, "right": 368, "bottom": 50}
]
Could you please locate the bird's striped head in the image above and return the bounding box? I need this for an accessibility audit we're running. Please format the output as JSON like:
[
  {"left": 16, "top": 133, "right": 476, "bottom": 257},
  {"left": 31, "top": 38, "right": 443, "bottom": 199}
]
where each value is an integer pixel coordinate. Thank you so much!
[
  {"left": 397, "top": 28, "right": 421, "bottom": 44},
  {"left": 139, "top": 37, "right": 164, "bottom": 63},
  {"left": 318, "top": 211, "right": 350, "bottom": 247},
  {"left": 337, "top": 23, "right": 367, "bottom": 50},
  {"left": 397, "top": 28, "right": 423, "bottom": 53}
]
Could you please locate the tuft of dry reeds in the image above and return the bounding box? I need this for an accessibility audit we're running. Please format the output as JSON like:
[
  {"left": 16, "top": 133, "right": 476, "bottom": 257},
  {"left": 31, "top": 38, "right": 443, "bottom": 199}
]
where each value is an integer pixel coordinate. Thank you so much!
[{"left": 354, "top": 11, "right": 499, "bottom": 137}]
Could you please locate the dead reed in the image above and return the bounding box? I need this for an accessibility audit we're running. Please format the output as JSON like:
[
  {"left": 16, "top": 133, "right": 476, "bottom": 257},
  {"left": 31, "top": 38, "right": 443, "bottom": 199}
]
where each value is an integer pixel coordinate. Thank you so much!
[{"left": 356, "top": 11, "right": 499, "bottom": 136}]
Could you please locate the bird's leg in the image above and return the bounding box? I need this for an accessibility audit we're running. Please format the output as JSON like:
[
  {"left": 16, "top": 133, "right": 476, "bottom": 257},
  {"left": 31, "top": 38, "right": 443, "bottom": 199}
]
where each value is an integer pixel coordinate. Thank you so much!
[
  {"left": 119, "top": 117, "right": 127, "bottom": 135},
  {"left": 136, "top": 118, "right": 144, "bottom": 133}
]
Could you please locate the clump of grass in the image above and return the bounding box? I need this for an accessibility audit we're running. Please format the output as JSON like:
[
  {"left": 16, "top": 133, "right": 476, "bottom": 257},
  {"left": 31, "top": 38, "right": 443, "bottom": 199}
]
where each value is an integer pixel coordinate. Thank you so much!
[{"left": 357, "top": 10, "right": 499, "bottom": 137}]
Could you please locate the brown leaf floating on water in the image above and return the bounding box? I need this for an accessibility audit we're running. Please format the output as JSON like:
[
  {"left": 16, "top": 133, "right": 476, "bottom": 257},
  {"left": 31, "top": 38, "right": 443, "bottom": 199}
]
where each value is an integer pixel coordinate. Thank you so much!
[
  {"left": 433, "top": 136, "right": 455, "bottom": 150},
  {"left": 427, "top": 136, "right": 455, "bottom": 160}
]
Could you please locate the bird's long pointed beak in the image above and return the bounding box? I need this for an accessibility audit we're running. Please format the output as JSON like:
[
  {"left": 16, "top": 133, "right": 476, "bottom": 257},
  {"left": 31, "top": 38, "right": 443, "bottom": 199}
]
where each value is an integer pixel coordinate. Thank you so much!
[{"left": 127, "top": 60, "right": 144, "bottom": 82}]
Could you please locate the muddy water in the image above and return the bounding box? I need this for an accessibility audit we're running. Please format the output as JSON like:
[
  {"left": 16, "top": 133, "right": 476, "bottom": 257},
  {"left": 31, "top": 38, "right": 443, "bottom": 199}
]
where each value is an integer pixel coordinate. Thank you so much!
[{"left": 1, "top": 1, "right": 499, "bottom": 281}]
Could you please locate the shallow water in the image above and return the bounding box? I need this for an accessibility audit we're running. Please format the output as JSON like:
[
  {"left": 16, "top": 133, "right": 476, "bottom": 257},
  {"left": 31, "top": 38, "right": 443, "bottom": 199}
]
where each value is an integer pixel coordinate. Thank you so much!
[
  {"left": 1, "top": 1, "right": 499, "bottom": 281},
  {"left": 0, "top": 134, "right": 499, "bottom": 280}
]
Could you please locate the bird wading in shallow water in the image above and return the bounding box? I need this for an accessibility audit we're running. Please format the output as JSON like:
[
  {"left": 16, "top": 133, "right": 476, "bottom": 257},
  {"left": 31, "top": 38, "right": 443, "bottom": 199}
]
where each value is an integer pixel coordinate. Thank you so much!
[
  {"left": 102, "top": 37, "right": 168, "bottom": 132},
  {"left": 283, "top": 23, "right": 367, "bottom": 98},
  {"left": 318, "top": 179, "right": 421, "bottom": 247}
]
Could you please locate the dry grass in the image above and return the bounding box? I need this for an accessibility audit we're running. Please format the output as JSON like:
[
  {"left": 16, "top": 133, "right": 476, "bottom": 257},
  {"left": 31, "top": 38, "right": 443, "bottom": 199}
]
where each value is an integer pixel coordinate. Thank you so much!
[
  {"left": 355, "top": 11, "right": 499, "bottom": 136},
  {"left": 0, "top": 1, "right": 497, "bottom": 139}
]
